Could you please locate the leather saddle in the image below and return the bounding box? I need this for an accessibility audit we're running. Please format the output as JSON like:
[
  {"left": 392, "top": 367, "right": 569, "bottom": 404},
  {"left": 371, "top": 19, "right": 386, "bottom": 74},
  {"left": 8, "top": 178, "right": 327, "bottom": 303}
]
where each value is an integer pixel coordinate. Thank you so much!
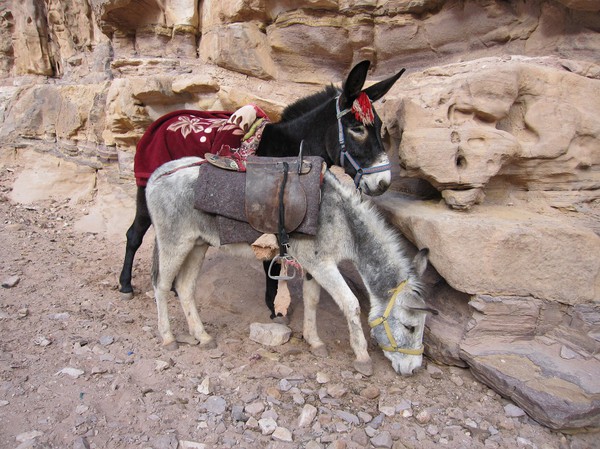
[{"left": 194, "top": 155, "right": 325, "bottom": 244}]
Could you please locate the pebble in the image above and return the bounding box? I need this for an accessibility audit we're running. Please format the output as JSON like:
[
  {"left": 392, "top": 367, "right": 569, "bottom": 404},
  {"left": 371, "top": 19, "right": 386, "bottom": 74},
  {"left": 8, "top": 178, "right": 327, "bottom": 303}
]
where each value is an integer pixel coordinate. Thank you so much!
[
  {"left": 99, "top": 335, "right": 114, "bottom": 346},
  {"left": 0, "top": 400, "right": 8, "bottom": 406},
  {"left": 1, "top": 275, "right": 20, "bottom": 288},
  {"left": 197, "top": 377, "right": 212, "bottom": 395},
  {"left": 370, "top": 430, "right": 393, "bottom": 448},
  {"left": 249, "top": 322, "right": 291, "bottom": 346},
  {"left": 357, "top": 411, "right": 372, "bottom": 423},
  {"left": 450, "top": 374, "right": 464, "bottom": 386},
  {"left": 33, "top": 336, "right": 52, "bottom": 347},
  {"left": 56, "top": 367, "right": 84, "bottom": 378},
  {"left": 415, "top": 409, "right": 431, "bottom": 424},
  {"left": 16, "top": 430, "right": 43, "bottom": 443},
  {"left": 327, "top": 384, "right": 348, "bottom": 399},
  {"left": 426, "top": 363, "right": 444, "bottom": 379},
  {"left": 316, "top": 372, "right": 330, "bottom": 384},
  {"left": 231, "top": 405, "right": 248, "bottom": 422},
  {"left": 298, "top": 404, "right": 318, "bottom": 427},
  {"left": 360, "top": 386, "right": 380, "bottom": 399},
  {"left": 179, "top": 441, "right": 206, "bottom": 449},
  {"left": 245, "top": 401, "right": 265, "bottom": 416},
  {"left": 504, "top": 403, "right": 526, "bottom": 418},
  {"left": 379, "top": 405, "right": 395, "bottom": 417},
  {"left": 201, "top": 396, "right": 227, "bottom": 415},
  {"left": 279, "top": 378, "right": 292, "bottom": 392},
  {"left": 155, "top": 360, "right": 171, "bottom": 372},
  {"left": 73, "top": 436, "right": 91, "bottom": 449},
  {"left": 560, "top": 345, "right": 578, "bottom": 360},
  {"left": 258, "top": 417, "right": 277, "bottom": 435},
  {"left": 335, "top": 410, "right": 360, "bottom": 425},
  {"left": 272, "top": 426, "right": 293, "bottom": 442}
]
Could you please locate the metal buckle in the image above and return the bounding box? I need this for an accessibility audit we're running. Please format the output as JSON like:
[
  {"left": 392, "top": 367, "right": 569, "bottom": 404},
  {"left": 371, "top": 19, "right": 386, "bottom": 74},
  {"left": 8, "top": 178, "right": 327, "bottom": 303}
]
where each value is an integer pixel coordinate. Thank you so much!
[{"left": 268, "top": 255, "right": 298, "bottom": 280}]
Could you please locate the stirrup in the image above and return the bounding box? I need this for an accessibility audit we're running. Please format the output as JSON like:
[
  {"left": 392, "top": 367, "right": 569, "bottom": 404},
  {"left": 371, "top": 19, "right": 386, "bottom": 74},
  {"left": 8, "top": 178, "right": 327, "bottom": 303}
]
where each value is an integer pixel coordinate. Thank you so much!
[{"left": 268, "top": 255, "right": 298, "bottom": 280}]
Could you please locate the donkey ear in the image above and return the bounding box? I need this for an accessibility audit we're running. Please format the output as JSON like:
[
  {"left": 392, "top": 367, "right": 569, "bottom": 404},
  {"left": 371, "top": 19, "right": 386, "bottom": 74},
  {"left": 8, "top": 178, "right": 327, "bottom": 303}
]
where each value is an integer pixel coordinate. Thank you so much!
[
  {"left": 413, "top": 248, "right": 429, "bottom": 277},
  {"left": 363, "top": 68, "right": 406, "bottom": 102},
  {"left": 340, "top": 60, "right": 371, "bottom": 107}
]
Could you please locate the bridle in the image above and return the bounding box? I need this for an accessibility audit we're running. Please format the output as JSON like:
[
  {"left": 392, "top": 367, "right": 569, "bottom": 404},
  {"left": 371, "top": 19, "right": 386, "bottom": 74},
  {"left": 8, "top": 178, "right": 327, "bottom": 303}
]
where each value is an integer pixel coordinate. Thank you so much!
[
  {"left": 368, "top": 280, "right": 425, "bottom": 356},
  {"left": 335, "top": 95, "right": 391, "bottom": 188}
]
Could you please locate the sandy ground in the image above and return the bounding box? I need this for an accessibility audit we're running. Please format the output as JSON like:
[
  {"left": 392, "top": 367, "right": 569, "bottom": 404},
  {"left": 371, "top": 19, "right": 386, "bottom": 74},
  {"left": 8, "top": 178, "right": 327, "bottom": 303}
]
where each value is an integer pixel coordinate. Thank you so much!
[{"left": 0, "top": 154, "right": 597, "bottom": 449}]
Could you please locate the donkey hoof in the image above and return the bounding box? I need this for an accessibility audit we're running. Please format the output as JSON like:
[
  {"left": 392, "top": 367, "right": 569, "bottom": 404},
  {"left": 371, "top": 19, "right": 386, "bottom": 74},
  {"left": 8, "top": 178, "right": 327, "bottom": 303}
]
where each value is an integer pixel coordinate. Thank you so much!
[
  {"left": 353, "top": 360, "right": 373, "bottom": 376},
  {"left": 163, "top": 341, "right": 179, "bottom": 351},
  {"left": 310, "top": 345, "right": 329, "bottom": 358},
  {"left": 120, "top": 291, "right": 134, "bottom": 301},
  {"left": 199, "top": 339, "right": 217, "bottom": 350}
]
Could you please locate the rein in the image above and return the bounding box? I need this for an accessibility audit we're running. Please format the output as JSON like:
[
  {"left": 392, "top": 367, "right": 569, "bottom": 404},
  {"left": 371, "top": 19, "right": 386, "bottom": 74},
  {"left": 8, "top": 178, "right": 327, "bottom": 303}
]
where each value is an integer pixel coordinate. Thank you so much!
[
  {"left": 368, "top": 280, "right": 425, "bottom": 356},
  {"left": 335, "top": 95, "right": 391, "bottom": 188}
]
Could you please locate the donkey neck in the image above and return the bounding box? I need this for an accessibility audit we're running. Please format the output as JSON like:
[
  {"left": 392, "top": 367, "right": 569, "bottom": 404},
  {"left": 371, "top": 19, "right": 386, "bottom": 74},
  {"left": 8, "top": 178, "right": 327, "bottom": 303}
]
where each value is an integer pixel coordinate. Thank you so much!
[
  {"left": 334, "top": 187, "right": 412, "bottom": 305},
  {"left": 257, "top": 100, "right": 337, "bottom": 164}
]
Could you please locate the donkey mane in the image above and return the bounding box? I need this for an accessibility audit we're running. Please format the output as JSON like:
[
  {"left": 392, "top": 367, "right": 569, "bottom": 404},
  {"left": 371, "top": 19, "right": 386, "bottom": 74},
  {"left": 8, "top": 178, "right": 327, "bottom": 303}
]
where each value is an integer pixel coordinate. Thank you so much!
[
  {"left": 280, "top": 85, "right": 340, "bottom": 122},
  {"left": 324, "top": 171, "right": 426, "bottom": 297}
]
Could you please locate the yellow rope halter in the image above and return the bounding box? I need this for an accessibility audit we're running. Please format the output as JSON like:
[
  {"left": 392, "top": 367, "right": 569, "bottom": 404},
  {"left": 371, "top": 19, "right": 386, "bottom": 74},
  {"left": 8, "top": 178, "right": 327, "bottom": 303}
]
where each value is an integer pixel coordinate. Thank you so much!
[{"left": 368, "top": 280, "right": 425, "bottom": 356}]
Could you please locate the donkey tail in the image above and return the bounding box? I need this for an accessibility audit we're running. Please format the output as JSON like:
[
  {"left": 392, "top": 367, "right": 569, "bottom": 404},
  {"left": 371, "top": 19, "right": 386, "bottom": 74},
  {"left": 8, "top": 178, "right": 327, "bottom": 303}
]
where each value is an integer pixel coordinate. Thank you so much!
[{"left": 151, "top": 238, "right": 159, "bottom": 288}]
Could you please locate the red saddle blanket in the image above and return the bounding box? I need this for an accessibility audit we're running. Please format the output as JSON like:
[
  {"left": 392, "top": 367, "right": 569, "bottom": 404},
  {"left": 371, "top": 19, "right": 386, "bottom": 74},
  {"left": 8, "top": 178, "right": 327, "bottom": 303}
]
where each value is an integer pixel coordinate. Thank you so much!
[{"left": 134, "top": 107, "right": 270, "bottom": 186}]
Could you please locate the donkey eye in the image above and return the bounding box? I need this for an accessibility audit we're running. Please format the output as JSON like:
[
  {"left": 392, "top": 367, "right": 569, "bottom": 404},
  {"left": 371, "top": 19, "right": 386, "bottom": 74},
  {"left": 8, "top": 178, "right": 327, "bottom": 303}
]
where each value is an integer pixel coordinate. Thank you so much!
[
  {"left": 348, "top": 126, "right": 368, "bottom": 141},
  {"left": 404, "top": 325, "right": 415, "bottom": 333}
]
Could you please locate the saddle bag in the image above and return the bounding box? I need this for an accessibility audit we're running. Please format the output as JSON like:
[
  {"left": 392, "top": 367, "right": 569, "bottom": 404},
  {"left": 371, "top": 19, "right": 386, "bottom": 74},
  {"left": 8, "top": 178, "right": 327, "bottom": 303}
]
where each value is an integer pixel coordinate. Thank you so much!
[
  {"left": 244, "top": 156, "right": 324, "bottom": 235},
  {"left": 194, "top": 155, "right": 325, "bottom": 244}
]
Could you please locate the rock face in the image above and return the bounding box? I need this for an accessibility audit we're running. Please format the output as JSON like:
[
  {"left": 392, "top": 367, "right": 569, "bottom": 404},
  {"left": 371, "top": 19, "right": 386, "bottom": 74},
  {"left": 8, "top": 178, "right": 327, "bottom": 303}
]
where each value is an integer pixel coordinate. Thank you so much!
[{"left": 0, "top": 0, "right": 599, "bottom": 431}]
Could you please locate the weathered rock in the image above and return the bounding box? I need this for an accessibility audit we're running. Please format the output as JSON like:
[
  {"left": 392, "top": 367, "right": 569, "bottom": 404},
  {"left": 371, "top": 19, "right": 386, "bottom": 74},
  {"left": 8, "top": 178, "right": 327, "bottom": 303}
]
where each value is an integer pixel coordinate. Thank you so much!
[{"left": 249, "top": 322, "right": 292, "bottom": 346}]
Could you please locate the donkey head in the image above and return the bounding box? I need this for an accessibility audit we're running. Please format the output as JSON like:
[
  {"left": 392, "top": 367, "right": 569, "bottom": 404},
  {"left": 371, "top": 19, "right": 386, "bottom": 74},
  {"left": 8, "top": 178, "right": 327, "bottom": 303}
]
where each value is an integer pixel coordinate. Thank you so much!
[
  {"left": 333, "top": 61, "right": 406, "bottom": 196},
  {"left": 369, "top": 249, "right": 435, "bottom": 376}
]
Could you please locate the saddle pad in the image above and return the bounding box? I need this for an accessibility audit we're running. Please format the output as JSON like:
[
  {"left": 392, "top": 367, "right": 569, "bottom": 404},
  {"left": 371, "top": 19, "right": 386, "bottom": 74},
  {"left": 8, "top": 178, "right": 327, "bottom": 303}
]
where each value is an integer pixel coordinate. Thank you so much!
[{"left": 194, "top": 156, "right": 325, "bottom": 244}]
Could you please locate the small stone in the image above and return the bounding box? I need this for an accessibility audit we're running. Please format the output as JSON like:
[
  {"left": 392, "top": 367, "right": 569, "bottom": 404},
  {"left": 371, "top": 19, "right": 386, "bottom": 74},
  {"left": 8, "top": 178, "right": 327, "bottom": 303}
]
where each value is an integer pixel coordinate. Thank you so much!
[
  {"left": 279, "top": 379, "right": 292, "bottom": 392},
  {"left": 370, "top": 430, "right": 393, "bottom": 448},
  {"left": 16, "top": 430, "right": 43, "bottom": 442},
  {"left": 316, "top": 372, "right": 329, "bottom": 384},
  {"left": 17, "top": 308, "right": 29, "bottom": 318},
  {"left": 49, "top": 312, "right": 69, "bottom": 320},
  {"left": 155, "top": 360, "right": 171, "bottom": 372},
  {"left": 401, "top": 409, "right": 413, "bottom": 418},
  {"left": 379, "top": 405, "right": 396, "bottom": 417},
  {"left": 426, "top": 424, "right": 439, "bottom": 436},
  {"left": 272, "top": 426, "right": 293, "bottom": 442},
  {"left": 245, "top": 417, "right": 259, "bottom": 429},
  {"left": 258, "top": 417, "right": 277, "bottom": 435},
  {"left": 179, "top": 441, "right": 206, "bottom": 449},
  {"left": 360, "top": 386, "right": 380, "bottom": 399},
  {"left": 358, "top": 411, "right": 372, "bottom": 423},
  {"left": 249, "top": 322, "right": 291, "bottom": 346},
  {"left": 335, "top": 410, "right": 360, "bottom": 425},
  {"left": 0, "top": 400, "right": 9, "bottom": 406},
  {"left": 201, "top": 396, "right": 227, "bottom": 415},
  {"left": 245, "top": 401, "right": 265, "bottom": 416},
  {"left": 426, "top": 363, "right": 444, "bottom": 379},
  {"left": 415, "top": 409, "right": 431, "bottom": 424},
  {"left": 560, "top": 345, "right": 578, "bottom": 360},
  {"left": 197, "top": 377, "right": 212, "bottom": 395},
  {"left": 99, "top": 335, "right": 114, "bottom": 346},
  {"left": 298, "top": 404, "right": 318, "bottom": 427},
  {"left": 56, "top": 367, "right": 84, "bottom": 378},
  {"left": 327, "top": 384, "right": 348, "bottom": 399},
  {"left": 504, "top": 403, "right": 526, "bottom": 418},
  {"left": 231, "top": 405, "right": 248, "bottom": 422},
  {"left": 2, "top": 275, "right": 20, "bottom": 288},
  {"left": 450, "top": 374, "right": 464, "bottom": 387},
  {"left": 75, "top": 405, "right": 89, "bottom": 415},
  {"left": 517, "top": 436, "right": 535, "bottom": 448},
  {"left": 73, "top": 436, "right": 91, "bottom": 449},
  {"left": 33, "top": 336, "right": 52, "bottom": 347}
]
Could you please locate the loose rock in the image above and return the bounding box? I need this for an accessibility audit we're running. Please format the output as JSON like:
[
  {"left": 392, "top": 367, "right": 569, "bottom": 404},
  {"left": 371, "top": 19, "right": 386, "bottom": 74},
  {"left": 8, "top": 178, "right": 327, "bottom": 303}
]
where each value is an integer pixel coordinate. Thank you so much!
[{"left": 249, "top": 322, "right": 291, "bottom": 346}]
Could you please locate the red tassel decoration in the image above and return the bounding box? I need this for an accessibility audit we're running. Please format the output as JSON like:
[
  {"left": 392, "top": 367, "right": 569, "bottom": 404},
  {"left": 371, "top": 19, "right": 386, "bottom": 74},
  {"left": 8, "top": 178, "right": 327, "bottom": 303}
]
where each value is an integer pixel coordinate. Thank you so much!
[{"left": 352, "top": 92, "right": 375, "bottom": 126}]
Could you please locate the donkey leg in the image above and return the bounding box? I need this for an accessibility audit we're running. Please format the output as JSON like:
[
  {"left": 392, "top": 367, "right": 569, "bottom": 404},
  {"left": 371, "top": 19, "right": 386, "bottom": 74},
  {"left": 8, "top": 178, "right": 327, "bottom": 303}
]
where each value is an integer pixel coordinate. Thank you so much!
[
  {"left": 263, "top": 260, "right": 280, "bottom": 319},
  {"left": 302, "top": 276, "right": 328, "bottom": 358},
  {"left": 174, "top": 244, "right": 216, "bottom": 348},
  {"left": 153, "top": 241, "right": 196, "bottom": 350},
  {"left": 119, "top": 187, "right": 151, "bottom": 298},
  {"left": 308, "top": 264, "right": 373, "bottom": 376}
]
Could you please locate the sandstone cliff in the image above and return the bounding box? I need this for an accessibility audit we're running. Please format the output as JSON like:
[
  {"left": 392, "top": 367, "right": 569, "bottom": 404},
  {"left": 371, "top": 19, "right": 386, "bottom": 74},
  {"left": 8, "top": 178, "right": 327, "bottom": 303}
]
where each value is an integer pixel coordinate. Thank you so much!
[{"left": 0, "top": 0, "right": 599, "bottom": 431}]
